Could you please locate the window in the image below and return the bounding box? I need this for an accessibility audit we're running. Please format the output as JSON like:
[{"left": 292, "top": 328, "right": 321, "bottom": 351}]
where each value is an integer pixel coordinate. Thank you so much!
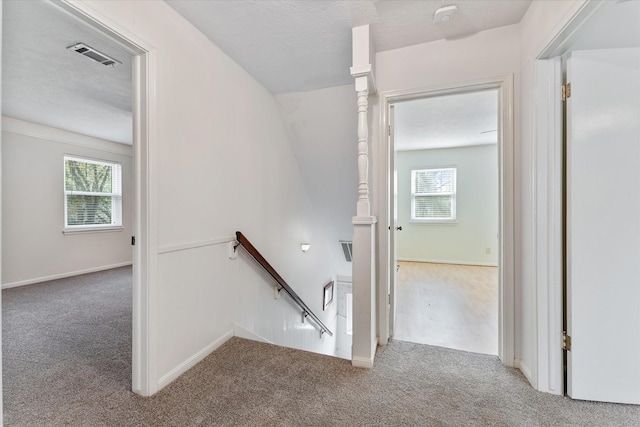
[
  {"left": 64, "top": 156, "right": 122, "bottom": 230},
  {"left": 411, "top": 167, "right": 457, "bottom": 222}
]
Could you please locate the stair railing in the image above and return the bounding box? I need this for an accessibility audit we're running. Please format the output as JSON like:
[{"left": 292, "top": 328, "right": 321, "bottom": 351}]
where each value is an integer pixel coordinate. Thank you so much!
[{"left": 234, "top": 231, "right": 333, "bottom": 337}]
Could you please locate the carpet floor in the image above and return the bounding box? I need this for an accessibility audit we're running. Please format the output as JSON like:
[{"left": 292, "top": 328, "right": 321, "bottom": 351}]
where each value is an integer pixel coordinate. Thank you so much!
[{"left": 3, "top": 267, "right": 639, "bottom": 426}]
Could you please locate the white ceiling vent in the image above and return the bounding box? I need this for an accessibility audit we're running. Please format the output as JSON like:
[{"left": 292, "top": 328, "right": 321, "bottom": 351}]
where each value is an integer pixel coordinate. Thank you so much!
[
  {"left": 67, "top": 43, "right": 121, "bottom": 67},
  {"left": 340, "top": 241, "right": 353, "bottom": 263}
]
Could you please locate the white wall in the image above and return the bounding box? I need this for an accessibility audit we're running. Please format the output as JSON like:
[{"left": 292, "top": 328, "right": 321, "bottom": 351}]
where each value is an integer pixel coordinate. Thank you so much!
[
  {"left": 77, "top": 0, "right": 339, "bottom": 391},
  {"left": 1, "top": 117, "right": 133, "bottom": 287},
  {"left": 275, "top": 85, "right": 357, "bottom": 278},
  {"left": 396, "top": 145, "right": 498, "bottom": 265}
]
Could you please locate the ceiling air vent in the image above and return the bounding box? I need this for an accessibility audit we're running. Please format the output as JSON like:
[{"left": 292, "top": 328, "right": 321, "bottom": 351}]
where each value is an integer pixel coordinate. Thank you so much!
[
  {"left": 67, "top": 43, "right": 121, "bottom": 67},
  {"left": 340, "top": 241, "right": 353, "bottom": 263}
]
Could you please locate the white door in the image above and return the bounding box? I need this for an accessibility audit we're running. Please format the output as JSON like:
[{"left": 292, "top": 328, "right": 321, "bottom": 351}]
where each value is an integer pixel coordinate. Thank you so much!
[
  {"left": 388, "top": 105, "right": 398, "bottom": 337},
  {"left": 566, "top": 48, "right": 640, "bottom": 404}
]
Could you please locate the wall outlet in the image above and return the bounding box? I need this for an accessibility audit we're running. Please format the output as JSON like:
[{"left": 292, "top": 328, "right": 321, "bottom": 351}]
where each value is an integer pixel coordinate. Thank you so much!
[{"left": 485, "top": 247, "right": 491, "bottom": 255}]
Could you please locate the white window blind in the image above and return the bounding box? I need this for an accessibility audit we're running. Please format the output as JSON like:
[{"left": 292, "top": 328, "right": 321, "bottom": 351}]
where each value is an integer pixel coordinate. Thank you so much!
[
  {"left": 411, "top": 167, "right": 457, "bottom": 222},
  {"left": 64, "top": 156, "right": 122, "bottom": 229}
]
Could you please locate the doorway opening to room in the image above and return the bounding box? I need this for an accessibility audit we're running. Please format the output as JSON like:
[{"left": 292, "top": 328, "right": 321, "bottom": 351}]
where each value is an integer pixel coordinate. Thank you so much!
[
  {"left": 1, "top": 0, "right": 154, "bottom": 415},
  {"left": 380, "top": 77, "right": 514, "bottom": 364},
  {"left": 390, "top": 89, "right": 499, "bottom": 355}
]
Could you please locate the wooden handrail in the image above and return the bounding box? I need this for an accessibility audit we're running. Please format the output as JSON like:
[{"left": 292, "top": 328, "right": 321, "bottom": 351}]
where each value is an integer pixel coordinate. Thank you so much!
[{"left": 235, "top": 231, "right": 333, "bottom": 337}]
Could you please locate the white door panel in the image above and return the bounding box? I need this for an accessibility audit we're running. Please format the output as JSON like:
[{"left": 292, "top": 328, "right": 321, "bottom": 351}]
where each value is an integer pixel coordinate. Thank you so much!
[{"left": 566, "top": 48, "right": 640, "bottom": 404}]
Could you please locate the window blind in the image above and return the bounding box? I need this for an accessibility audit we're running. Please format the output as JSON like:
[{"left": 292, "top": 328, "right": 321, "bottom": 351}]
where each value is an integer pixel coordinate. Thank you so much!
[
  {"left": 64, "top": 156, "right": 122, "bottom": 228},
  {"left": 411, "top": 168, "right": 457, "bottom": 221}
]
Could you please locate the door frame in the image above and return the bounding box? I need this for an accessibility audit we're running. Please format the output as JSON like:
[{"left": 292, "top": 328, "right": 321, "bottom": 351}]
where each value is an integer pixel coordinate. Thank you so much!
[
  {"left": 532, "top": 0, "right": 611, "bottom": 396},
  {"left": 378, "top": 75, "right": 515, "bottom": 367},
  {"left": 51, "top": 0, "right": 157, "bottom": 396}
]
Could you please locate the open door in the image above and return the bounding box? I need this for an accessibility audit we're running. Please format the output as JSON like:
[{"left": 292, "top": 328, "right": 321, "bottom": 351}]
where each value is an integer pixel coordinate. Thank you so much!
[
  {"left": 566, "top": 48, "right": 640, "bottom": 404},
  {"left": 388, "top": 104, "right": 398, "bottom": 337}
]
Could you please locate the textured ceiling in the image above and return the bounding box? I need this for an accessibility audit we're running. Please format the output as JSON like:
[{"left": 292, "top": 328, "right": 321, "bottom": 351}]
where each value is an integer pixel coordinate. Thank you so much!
[
  {"left": 2, "top": 0, "right": 133, "bottom": 144},
  {"left": 166, "top": 0, "right": 532, "bottom": 94},
  {"left": 394, "top": 89, "right": 498, "bottom": 151}
]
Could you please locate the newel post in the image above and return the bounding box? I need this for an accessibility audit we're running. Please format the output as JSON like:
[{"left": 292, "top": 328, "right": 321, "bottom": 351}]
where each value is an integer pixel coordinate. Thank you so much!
[{"left": 350, "top": 25, "right": 378, "bottom": 369}]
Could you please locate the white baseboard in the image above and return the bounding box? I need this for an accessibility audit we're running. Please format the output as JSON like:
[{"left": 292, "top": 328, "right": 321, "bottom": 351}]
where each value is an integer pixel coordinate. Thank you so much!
[
  {"left": 352, "top": 355, "right": 374, "bottom": 369},
  {"left": 158, "top": 329, "right": 234, "bottom": 390},
  {"left": 233, "top": 323, "right": 273, "bottom": 344},
  {"left": 2, "top": 261, "right": 133, "bottom": 289},
  {"left": 397, "top": 257, "right": 498, "bottom": 267},
  {"left": 515, "top": 358, "right": 534, "bottom": 386}
]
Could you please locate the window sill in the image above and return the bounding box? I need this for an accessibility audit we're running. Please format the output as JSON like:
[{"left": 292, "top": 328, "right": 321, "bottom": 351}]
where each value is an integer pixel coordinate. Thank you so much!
[
  {"left": 409, "top": 220, "right": 458, "bottom": 225},
  {"left": 63, "top": 226, "right": 124, "bottom": 235}
]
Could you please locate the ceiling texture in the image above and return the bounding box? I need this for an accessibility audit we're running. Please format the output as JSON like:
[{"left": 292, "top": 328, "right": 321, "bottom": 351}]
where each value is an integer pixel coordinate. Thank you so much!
[
  {"left": 1, "top": 0, "right": 533, "bottom": 144},
  {"left": 394, "top": 89, "right": 498, "bottom": 151},
  {"left": 2, "top": 0, "right": 133, "bottom": 144},
  {"left": 166, "top": 0, "right": 532, "bottom": 94}
]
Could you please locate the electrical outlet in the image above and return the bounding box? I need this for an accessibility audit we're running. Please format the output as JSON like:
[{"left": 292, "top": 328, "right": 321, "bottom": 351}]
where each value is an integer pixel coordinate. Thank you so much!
[{"left": 485, "top": 247, "right": 491, "bottom": 255}]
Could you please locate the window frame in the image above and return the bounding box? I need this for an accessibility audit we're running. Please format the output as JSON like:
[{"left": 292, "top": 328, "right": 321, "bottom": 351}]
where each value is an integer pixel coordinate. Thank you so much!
[
  {"left": 63, "top": 155, "right": 123, "bottom": 233},
  {"left": 410, "top": 167, "right": 457, "bottom": 224}
]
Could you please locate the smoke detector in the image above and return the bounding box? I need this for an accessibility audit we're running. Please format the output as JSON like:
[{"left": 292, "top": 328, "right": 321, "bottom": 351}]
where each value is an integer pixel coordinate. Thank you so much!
[
  {"left": 433, "top": 4, "right": 458, "bottom": 24},
  {"left": 67, "top": 43, "right": 121, "bottom": 67}
]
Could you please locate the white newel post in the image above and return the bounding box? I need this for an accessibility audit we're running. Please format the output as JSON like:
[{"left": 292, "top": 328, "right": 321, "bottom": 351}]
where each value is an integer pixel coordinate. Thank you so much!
[{"left": 350, "top": 25, "right": 377, "bottom": 368}]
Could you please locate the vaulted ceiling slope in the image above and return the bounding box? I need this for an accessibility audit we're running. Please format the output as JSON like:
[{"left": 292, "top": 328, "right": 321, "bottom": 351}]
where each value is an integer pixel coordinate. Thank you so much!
[
  {"left": 2, "top": 0, "right": 133, "bottom": 144},
  {"left": 166, "top": 0, "right": 532, "bottom": 94}
]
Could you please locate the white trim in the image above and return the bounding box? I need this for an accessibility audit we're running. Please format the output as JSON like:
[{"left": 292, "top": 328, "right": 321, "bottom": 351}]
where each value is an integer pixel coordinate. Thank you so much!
[
  {"left": 2, "top": 262, "right": 133, "bottom": 289},
  {"left": 378, "top": 75, "right": 516, "bottom": 368},
  {"left": 398, "top": 258, "right": 498, "bottom": 267},
  {"left": 530, "top": 0, "right": 605, "bottom": 397},
  {"left": 515, "top": 358, "right": 534, "bottom": 384},
  {"left": 233, "top": 323, "right": 274, "bottom": 344},
  {"left": 536, "top": 0, "right": 601, "bottom": 60},
  {"left": 157, "top": 330, "right": 234, "bottom": 391},
  {"left": 352, "top": 355, "right": 374, "bottom": 369},
  {"left": 352, "top": 215, "right": 378, "bottom": 225},
  {"left": 533, "top": 58, "right": 565, "bottom": 395},
  {"left": 1, "top": 116, "right": 133, "bottom": 156},
  {"left": 158, "top": 236, "right": 236, "bottom": 255},
  {"left": 63, "top": 226, "right": 124, "bottom": 235},
  {"left": 56, "top": 0, "right": 157, "bottom": 397}
]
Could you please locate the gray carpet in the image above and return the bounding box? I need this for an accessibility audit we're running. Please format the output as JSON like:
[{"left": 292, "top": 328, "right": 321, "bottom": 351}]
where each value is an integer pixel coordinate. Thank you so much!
[{"left": 3, "top": 268, "right": 639, "bottom": 426}]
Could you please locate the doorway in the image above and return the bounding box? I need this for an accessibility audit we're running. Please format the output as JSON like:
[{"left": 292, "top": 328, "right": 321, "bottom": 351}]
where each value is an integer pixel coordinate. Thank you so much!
[
  {"left": 390, "top": 89, "right": 499, "bottom": 355},
  {"left": 379, "top": 76, "right": 515, "bottom": 365},
  {"left": 0, "top": 0, "right": 154, "bottom": 409}
]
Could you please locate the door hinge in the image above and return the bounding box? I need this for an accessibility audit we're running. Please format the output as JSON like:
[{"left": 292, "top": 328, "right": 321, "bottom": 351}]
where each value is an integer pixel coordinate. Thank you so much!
[
  {"left": 561, "top": 83, "right": 571, "bottom": 101},
  {"left": 388, "top": 124, "right": 392, "bottom": 136},
  {"left": 562, "top": 331, "right": 572, "bottom": 351},
  {"left": 131, "top": 236, "right": 136, "bottom": 246},
  {"left": 388, "top": 294, "right": 391, "bottom": 305}
]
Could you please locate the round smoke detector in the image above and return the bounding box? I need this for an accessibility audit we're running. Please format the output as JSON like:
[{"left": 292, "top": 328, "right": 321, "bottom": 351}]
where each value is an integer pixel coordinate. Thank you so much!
[{"left": 433, "top": 5, "right": 458, "bottom": 24}]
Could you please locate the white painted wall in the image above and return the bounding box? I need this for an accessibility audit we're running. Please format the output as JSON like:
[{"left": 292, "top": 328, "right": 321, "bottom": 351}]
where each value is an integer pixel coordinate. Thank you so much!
[
  {"left": 275, "top": 84, "right": 357, "bottom": 278},
  {"left": 1, "top": 117, "right": 133, "bottom": 287},
  {"left": 76, "top": 0, "right": 339, "bottom": 390},
  {"left": 0, "top": 2, "right": 4, "bottom": 421},
  {"left": 373, "top": 23, "right": 520, "bottom": 358},
  {"left": 396, "top": 145, "right": 498, "bottom": 265}
]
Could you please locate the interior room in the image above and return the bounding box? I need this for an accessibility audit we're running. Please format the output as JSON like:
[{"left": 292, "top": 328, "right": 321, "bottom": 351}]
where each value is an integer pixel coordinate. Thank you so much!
[
  {"left": 2, "top": 0, "right": 134, "bottom": 416},
  {"left": 1, "top": 0, "right": 639, "bottom": 425},
  {"left": 392, "top": 89, "right": 499, "bottom": 355}
]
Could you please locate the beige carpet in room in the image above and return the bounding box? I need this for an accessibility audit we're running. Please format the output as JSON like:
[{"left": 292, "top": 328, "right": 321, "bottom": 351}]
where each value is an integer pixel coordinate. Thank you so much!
[{"left": 3, "top": 268, "right": 639, "bottom": 426}]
